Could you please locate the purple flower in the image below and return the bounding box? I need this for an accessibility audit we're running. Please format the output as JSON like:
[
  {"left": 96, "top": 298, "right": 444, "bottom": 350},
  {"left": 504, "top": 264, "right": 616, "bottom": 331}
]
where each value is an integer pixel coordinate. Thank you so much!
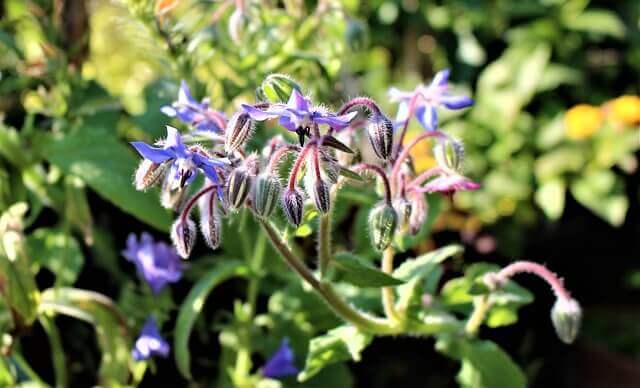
[
  {"left": 262, "top": 338, "right": 298, "bottom": 379},
  {"left": 132, "top": 317, "right": 170, "bottom": 361},
  {"left": 161, "top": 80, "right": 226, "bottom": 133},
  {"left": 389, "top": 69, "right": 473, "bottom": 131},
  {"left": 415, "top": 173, "right": 480, "bottom": 194},
  {"left": 241, "top": 89, "right": 356, "bottom": 144},
  {"left": 122, "top": 232, "right": 184, "bottom": 294},
  {"left": 130, "top": 126, "right": 227, "bottom": 190}
]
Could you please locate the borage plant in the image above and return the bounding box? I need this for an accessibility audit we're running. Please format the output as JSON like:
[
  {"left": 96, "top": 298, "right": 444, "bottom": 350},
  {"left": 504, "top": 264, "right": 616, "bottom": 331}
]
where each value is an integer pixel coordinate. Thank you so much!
[{"left": 131, "top": 74, "right": 582, "bottom": 387}]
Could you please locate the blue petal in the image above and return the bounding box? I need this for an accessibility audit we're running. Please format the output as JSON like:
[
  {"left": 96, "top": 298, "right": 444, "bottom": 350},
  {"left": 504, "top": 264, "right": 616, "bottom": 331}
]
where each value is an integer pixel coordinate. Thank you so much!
[
  {"left": 278, "top": 115, "right": 298, "bottom": 131},
  {"left": 395, "top": 101, "right": 410, "bottom": 124},
  {"left": 263, "top": 339, "right": 298, "bottom": 379},
  {"left": 287, "top": 89, "right": 310, "bottom": 112},
  {"left": 130, "top": 142, "right": 174, "bottom": 163},
  {"left": 178, "top": 80, "right": 197, "bottom": 106},
  {"left": 431, "top": 69, "right": 450, "bottom": 88},
  {"left": 313, "top": 111, "right": 356, "bottom": 129},
  {"left": 165, "top": 126, "right": 187, "bottom": 157},
  {"left": 241, "top": 104, "right": 281, "bottom": 121},
  {"left": 441, "top": 95, "right": 474, "bottom": 109},
  {"left": 416, "top": 104, "right": 438, "bottom": 131}
]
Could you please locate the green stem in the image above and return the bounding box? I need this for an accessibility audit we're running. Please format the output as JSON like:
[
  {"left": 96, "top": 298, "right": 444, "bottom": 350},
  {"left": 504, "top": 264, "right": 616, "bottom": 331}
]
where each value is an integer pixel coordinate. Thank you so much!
[
  {"left": 465, "top": 295, "right": 492, "bottom": 336},
  {"left": 259, "top": 220, "right": 398, "bottom": 334},
  {"left": 381, "top": 247, "right": 402, "bottom": 324},
  {"left": 318, "top": 214, "right": 331, "bottom": 278},
  {"left": 39, "top": 315, "right": 68, "bottom": 388},
  {"left": 12, "top": 350, "right": 47, "bottom": 386}
]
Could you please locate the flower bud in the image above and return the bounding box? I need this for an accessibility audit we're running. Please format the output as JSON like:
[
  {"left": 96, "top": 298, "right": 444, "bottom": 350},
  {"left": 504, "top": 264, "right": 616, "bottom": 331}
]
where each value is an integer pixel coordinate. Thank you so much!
[
  {"left": 319, "top": 150, "right": 340, "bottom": 184},
  {"left": 310, "top": 179, "right": 331, "bottom": 213},
  {"left": 226, "top": 167, "right": 252, "bottom": 210},
  {"left": 257, "top": 74, "right": 302, "bottom": 103},
  {"left": 252, "top": 174, "right": 281, "bottom": 219},
  {"left": 434, "top": 137, "right": 465, "bottom": 174},
  {"left": 392, "top": 197, "right": 412, "bottom": 233},
  {"left": 160, "top": 174, "right": 187, "bottom": 210},
  {"left": 367, "top": 114, "right": 394, "bottom": 160},
  {"left": 171, "top": 218, "right": 196, "bottom": 259},
  {"left": 198, "top": 193, "right": 222, "bottom": 250},
  {"left": 551, "top": 297, "right": 582, "bottom": 344},
  {"left": 134, "top": 159, "right": 168, "bottom": 191},
  {"left": 368, "top": 202, "right": 397, "bottom": 251},
  {"left": 282, "top": 188, "right": 305, "bottom": 226},
  {"left": 408, "top": 191, "right": 428, "bottom": 235},
  {"left": 225, "top": 112, "right": 254, "bottom": 154}
]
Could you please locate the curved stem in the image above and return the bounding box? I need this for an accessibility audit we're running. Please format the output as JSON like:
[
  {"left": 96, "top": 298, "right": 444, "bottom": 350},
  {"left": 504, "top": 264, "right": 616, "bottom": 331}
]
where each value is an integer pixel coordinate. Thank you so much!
[
  {"left": 497, "top": 261, "right": 571, "bottom": 300},
  {"left": 287, "top": 142, "right": 314, "bottom": 190},
  {"left": 337, "top": 97, "right": 382, "bottom": 116},
  {"left": 353, "top": 163, "right": 392, "bottom": 205},
  {"left": 465, "top": 295, "right": 491, "bottom": 336},
  {"left": 267, "top": 144, "right": 299, "bottom": 173},
  {"left": 318, "top": 214, "right": 331, "bottom": 278},
  {"left": 259, "top": 219, "right": 398, "bottom": 334},
  {"left": 381, "top": 247, "right": 402, "bottom": 324},
  {"left": 408, "top": 167, "right": 443, "bottom": 189},
  {"left": 179, "top": 185, "right": 217, "bottom": 223},
  {"left": 390, "top": 131, "right": 446, "bottom": 195}
]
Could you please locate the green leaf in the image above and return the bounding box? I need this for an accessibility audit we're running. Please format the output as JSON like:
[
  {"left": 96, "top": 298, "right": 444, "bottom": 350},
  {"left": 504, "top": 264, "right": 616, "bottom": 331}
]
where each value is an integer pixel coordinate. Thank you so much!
[
  {"left": 43, "top": 129, "right": 171, "bottom": 230},
  {"left": 326, "top": 252, "right": 404, "bottom": 287},
  {"left": 563, "top": 9, "right": 626, "bottom": 38},
  {"left": 298, "top": 325, "right": 372, "bottom": 382},
  {"left": 535, "top": 178, "right": 566, "bottom": 220},
  {"left": 39, "top": 288, "right": 131, "bottom": 385},
  {"left": 0, "top": 203, "right": 39, "bottom": 326},
  {"left": 570, "top": 170, "right": 628, "bottom": 226},
  {"left": 26, "top": 228, "right": 84, "bottom": 287},
  {"left": 175, "top": 261, "right": 249, "bottom": 379},
  {"left": 436, "top": 337, "right": 526, "bottom": 388},
  {"left": 64, "top": 176, "right": 94, "bottom": 245},
  {"left": 393, "top": 245, "right": 463, "bottom": 314}
]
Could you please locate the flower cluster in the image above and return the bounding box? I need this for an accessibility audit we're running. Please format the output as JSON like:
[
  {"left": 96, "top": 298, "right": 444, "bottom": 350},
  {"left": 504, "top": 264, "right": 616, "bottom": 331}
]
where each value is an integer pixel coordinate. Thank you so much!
[{"left": 131, "top": 74, "right": 478, "bottom": 257}]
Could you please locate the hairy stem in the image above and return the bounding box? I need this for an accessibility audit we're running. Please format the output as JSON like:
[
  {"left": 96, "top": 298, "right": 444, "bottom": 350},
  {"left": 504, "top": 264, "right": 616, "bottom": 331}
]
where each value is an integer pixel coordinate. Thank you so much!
[
  {"left": 465, "top": 295, "right": 492, "bottom": 336},
  {"left": 497, "top": 261, "right": 571, "bottom": 299},
  {"left": 259, "top": 219, "right": 398, "bottom": 334},
  {"left": 381, "top": 247, "right": 402, "bottom": 324},
  {"left": 353, "top": 163, "right": 392, "bottom": 205},
  {"left": 318, "top": 214, "right": 331, "bottom": 278}
]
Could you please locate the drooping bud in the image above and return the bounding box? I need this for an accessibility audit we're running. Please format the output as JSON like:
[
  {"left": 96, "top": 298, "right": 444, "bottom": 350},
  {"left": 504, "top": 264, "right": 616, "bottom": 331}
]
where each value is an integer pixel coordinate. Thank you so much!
[
  {"left": 134, "top": 159, "right": 168, "bottom": 191},
  {"left": 198, "top": 191, "right": 222, "bottom": 250},
  {"left": 256, "top": 74, "right": 302, "bottom": 103},
  {"left": 392, "top": 197, "right": 412, "bottom": 233},
  {"left": 434, "top": 137, "right": 465, "bottom": 174},
  {"left": 224, "top": 112, "right": 254, "bottom": 154},
  {"left": 408, "top": 191, "right": 428, "bottom": 235},
  {"left": 368, "top": 202, "right": 397, "bottom": 251},
  {"left": 171, "top": 218, "right": 196, "bottom": 259},
  {"left": 252, "top": 174, "right": 281, "bottom": 219},
  {"left": 310, "top": 179, "right": 331, "bottom": 213},
  {"left": 551, "top": 297, "right": 582, "bottom": 344},
  {"left": 282, "top": 188, "right": 305, "bottom": 226},
  {"left": 366, "top": 114, "right": 394, "bottom": 160},
  {"left": 319, "top": 150, "right": 340, "bottom": 184},
  {"left": 226, "top": 167, "right": 252, "bottom": 210}
]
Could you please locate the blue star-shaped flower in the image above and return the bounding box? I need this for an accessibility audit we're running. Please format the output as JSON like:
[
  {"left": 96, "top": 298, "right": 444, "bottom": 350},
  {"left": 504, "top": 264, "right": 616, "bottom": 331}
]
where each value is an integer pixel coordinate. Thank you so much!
[
  {"left": 130, "top": 126, "right": 227, "bottom": 190},
  {"left": 389, "top": 69, "right": 473, "bottom": 131},
  {"left": 132, "top": 317, "right": 170, "bottom": 361},
  {"left": 122, "top": 232, "right": 184, "bottom": 294},
  {"left": 161, "top": 80, "right": 226, "bottom": 133},
  {"left": 262, "top": 338, "right": 298, "bottom": 379}
]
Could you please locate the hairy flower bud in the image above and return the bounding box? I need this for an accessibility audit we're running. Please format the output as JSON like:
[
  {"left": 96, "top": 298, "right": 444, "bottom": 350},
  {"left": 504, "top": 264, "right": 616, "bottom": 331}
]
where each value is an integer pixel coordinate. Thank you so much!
[
  {"left": 257, "top": 74, "right": 302, "bottom": 103},
  {"left": 171, "top": 218, "right": 196, "bottom": 259},
  {"left": 282, "top": 188, "right": 305, "bottom": 226},
  {"left": 134, "top": 159, "right": 168, "bottom": 191},
  {"left": 198, "top": 193, "right": 222, "bottom": 250},
  {"left": 551, "top": 297, "right": 582, "bottom": 344},
  {"left": 393, "top": 198, "right": 412, "bottom": 233},
  {"left": 225, "top": 112, "right": 254, "bottom": 154},
  {"left": 160, "top": 174, "right": 187, "bottom": 210},
  {"left": 408, "top": 191, "right": 428, "bottom": 235},
  {"left": 366, "top": 114, "right": 394, "bottom": 160},
  {"left": 252, "top": 174, "right": 281, "bottom": 219},
  {"left": 369, "top": 202, "right": 397, "bottom": 251},
  {"left": 226, "top": 167, "right": 252, "bottom": 210},
  {"left": 310, "top": 179, "right": 331, "bottom": 213},
  {"left": 434, "top": 137, "right": 465, "bottom": 174}
]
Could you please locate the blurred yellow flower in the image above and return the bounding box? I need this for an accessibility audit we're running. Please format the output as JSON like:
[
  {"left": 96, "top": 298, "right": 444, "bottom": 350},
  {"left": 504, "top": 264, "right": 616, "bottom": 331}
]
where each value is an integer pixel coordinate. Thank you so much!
[
  {"left": 607, "top": 95, "right": 640, "bottom": 127},
  {"left": 565, "top": 104, "right": 603, "bottom": 140},
  {"left": 155, "top": 0, "right": 180, "bottom": 17},
  {"left": 407, "top": 130, "right": 437, "bottom": 172}
]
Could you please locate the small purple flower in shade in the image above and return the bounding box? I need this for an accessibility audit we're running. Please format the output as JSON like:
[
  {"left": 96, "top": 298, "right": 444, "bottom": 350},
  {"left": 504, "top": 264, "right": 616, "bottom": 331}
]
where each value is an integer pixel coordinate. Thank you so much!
[
  {"left": 161, "top": 80, "right": 227, "bottom": 133},
  {"left": 132, "top": 317, "right": 170, "bottom": 361},
  {"left": 262, "top": 338, "right": 299, "bottom": 379},
  {"left": 130, "top": 126, "right": 228, "bottom": 191},
  {"left": 241, "top": 89, "right": 357, "bottom": 144},
  {"left": 122, "top": 232, "right": 184, "bottom": 294},
  {"left": 388, "top": 69, "right": 474, "bottom": 131},
  {"left": 415, "top": 173, "right": 480, "bottom": 194}
]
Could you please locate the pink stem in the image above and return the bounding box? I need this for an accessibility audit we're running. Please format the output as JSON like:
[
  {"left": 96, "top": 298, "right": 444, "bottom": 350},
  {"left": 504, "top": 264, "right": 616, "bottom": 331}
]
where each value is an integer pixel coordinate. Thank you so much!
[
  {"left": 392, "top": 94, "right": 419, "bottom": 160},
  {"left": 497, "top": 261, "right": 571, "bottom": 300},
  {"left": 390, "top": 130, "right": 446, "bottom": 194},
  {"left": 179, "top": 185, "right": 218, "bottom": 223},
  {"left": 267, "top": 144, "right": 300, "bottom": 173},
  {"left": 353, "top": 163, "right": 392, "bottom": 205},
  {"left": 408, "top": 167, "right": 443, "bottom": 189},
  {"left": 287, "top": 141, "right": 314, "bottom": 190},
  {"left": 337, "top": 97, "right": 381, "bottom": 116}
]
